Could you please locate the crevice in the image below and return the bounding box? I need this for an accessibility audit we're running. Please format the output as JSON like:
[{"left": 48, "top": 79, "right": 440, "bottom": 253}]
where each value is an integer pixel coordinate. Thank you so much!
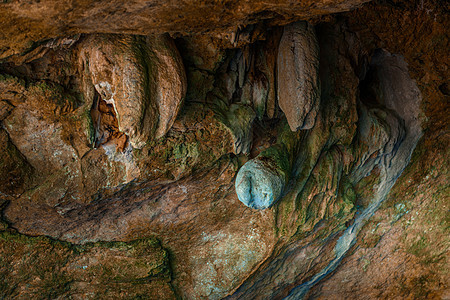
[{"left": 90, "top": 90, "right": 128, "bottom": 152}]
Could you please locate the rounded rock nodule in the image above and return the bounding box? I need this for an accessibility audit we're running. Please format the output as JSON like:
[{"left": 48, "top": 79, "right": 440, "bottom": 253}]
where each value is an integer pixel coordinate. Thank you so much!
[{"left": 235, "top": 159, "right": 285, "bottom": 209}]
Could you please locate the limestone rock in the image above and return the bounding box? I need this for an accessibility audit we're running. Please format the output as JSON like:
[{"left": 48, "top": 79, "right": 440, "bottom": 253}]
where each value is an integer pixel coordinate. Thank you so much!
[
  {"left": 81, "top": 144, "right": 140, "bottom": 196},
  {"left": 257, "top": 29, "right": 283, "bottom": 119},
  {"left": 235, "top": 159, "right": 284, "bottom": 209},
  {"left": 0, "top": 1, "right": 448, "bottom": 299},
  {"left": 0, "top": 130, "right": 33, "bottom": 196},
  {"left": 0, "top": 74, "right": 138, "bottom": 204},
  {"left": 80, "top": 34, "right": 154, "bottom": 149},
  {"left": 149, "top": 35, "right": 188, "bottom": 138},
  {"left": 241, "top": 69, "right": 269, "bottom": 120},
  {"left": 80, "top": 34, "right": 186, "bottom": 149},
  {"left": 277, "top": 21, "right": 320, "bottom": 131},
  {"left": 0, "top": 77, "right": 88, "bottom": 204},
  {"left": 235, "top": 145, "right": 289, "bottom": 209},
  {"left": 4, "top": 159, "right": 276, "bottom": 299},
  {"left": 0, "top": 100, "right": 14, "bottom": 121},
  {"left": 0, "top": 0, "right": 372, "bottom": 60},
  {"left": 215, "top": 103, "right": 256, "bottom": 154},
  {"left": 0, "top": 232, "right": 176, "bottom": 299}
]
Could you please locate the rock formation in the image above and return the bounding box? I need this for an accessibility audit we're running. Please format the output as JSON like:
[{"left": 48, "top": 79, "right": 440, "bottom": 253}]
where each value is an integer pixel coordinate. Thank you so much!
[
  {"left": 235, "top": 144, "right": 290, "bottom": 209},
  {"left": 277, "top": 21, "right": 321, "bottom": 131},
  {"left": 79, "top": 34, "right": 187, "bottom": 149},
  {"left": 0, "top": 0, "right": 448, "bottom": 299}
]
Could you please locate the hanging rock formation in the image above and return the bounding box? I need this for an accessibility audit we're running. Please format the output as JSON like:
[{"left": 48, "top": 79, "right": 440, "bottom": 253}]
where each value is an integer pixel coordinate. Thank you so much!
[
  {"left": 80, "top": 34, "right": 187, "bottom": 149},
  {"left": 277, "top": 21, "right": 320, "bottom": 131}
]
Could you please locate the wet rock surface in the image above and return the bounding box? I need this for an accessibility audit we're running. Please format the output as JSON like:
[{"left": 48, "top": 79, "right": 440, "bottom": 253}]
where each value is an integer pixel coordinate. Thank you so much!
[{"left": 0, "top": 0, "right": 448, "bottom": 299}]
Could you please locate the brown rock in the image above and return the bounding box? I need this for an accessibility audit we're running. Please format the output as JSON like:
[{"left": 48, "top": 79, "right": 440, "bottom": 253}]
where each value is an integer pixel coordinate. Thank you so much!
[
  {"left": 277, "top": 21, "right": 321, "bottom": 131},
  {"left": 215, "top": 103, "right": 256, "bottom": 154},
  {"left": 81, "top": 145, "right": 139, "bottom": 197},
  {"left": 1, "top": 78, "right": 88, "bottom": 204},
  {"left": 257, "top": 29, "right": 283, "bottom": 119},
  {"left": 4, "top": 158, "right": 276, "bottom": 299},
  {"left": 80, "top": 34, "right": 186, "bottom": 148},
  {"left": 0, "top": 130, "right": 33, "bottom": 196},
  {"left": 0, "top": 232, "right": 176, "bottom": 299},
  {"left": 0, "top": 0, "right": 448, "bottom": 299},
  {"left": 308, "top": 132, "right": 449, "bottom": 300},
  {"left": 0, "top": 100, "right": 14, "bottom": 121},
  {"left": 0, "top": 74, "right": 140, "bottom": 204},
  {"left": 0, "top": 0, "right": 372, "bottom": 59},
  {"left": 149, "top": 35, "right": 188, "bottom": 138}
]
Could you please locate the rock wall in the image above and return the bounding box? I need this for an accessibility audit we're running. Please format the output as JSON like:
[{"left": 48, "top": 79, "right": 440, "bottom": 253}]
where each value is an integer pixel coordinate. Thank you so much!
[{"left": 0, "top": 0, "right": 448, "bottom": 299}]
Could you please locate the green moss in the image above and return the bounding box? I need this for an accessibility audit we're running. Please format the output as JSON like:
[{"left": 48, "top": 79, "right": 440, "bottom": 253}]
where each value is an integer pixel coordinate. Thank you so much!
[
  {"left": 275, "top": 144, "right": 356, "bottom": 241},
  {"left": 398, "top": 274, "right": 438, "bottom": 299},
  {"left": 406, "top": 235, "right": 427, "bottom": 257},
  {"left": 258, "top": 144, "right": 290, "bottom": 180},
  {"left": 134, "top": 103, "right": 233, "bottom": 180},
  {"left": 335, "top": 177, "right": 357, "bottom": 218},
  {"left": 277, "top": 119, "right": 299, "bottom": 154},
  {"left": 0, "top": 230, "right": 173, "bottom": 298},
  {"left": 213, "top": 101, "right": 255, "bottom": 153},
  {"left": 361, "top": 257, "right": 371, "bottom": 272},
  {"left": 33, "top": 272, "right": 73, "bottom": 299},
  {"left": 0, "top": 231, "right": 75, "bottom": 298}
]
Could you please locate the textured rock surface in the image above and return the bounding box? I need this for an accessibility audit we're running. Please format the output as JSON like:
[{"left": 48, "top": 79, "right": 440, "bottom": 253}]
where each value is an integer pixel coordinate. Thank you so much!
[
  {"left": 80, "top": 33, "right": 186, "bottom": 148},
  {"left": 277, "top": 21, "right": 320, "bottom": 131},
  {"left": 0, "top": 129, "right": 32, "bottom": 196},
  {"left": 4, "top": 159, "right": 276, "bottom": 299},
  {"left": 215, "top": 103, "right": 256, "bottom": 154},
  {"left": 0, "top": 0, "right": 372, "bottom": 59},
  {"left": 308, "top": 138, "right": 449, "bottom": 299},
  {"left": 0, "top": 231, "right": 176, "bottom": 299},
  {"left": 0, "top": 0, "right": 448, "bottom": 299},
  {"left": 0, "top": 75, "right": 89, "bottom": 204},
  {"left": 305, "top": 1, "right": 449, "bottom": 297},
  {"left": 236, "top": 144, "right": 290, "bottom": 209}
]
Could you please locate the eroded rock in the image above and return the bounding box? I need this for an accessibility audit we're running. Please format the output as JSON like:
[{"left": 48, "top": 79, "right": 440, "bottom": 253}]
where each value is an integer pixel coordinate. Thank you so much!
[
  {"left": 0, "top": 1, "right": 447, "bottom": 298},
  {"left": 0, "top": 73, "right": 140, "bottom": 204},
  {"left": 277, "top": 21, "right": 320, "bottom": 131},
  {"left": 215, "top": 103, "right": 256, "bottom": 154},
  {"left": 79, "top": 34, "right": 186, "bottom": 149},
  {"left": 0, "top": 0, "right": 374, "bottom": 60},
  {"left": 0, "top": 130, "right": 33, "bottom": 196},
  {"left": 235, "top": 145, "right": 290, "bottom": 209},
  {"left": 0, "top": 231, "right": 175, "bottom": 299}
]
